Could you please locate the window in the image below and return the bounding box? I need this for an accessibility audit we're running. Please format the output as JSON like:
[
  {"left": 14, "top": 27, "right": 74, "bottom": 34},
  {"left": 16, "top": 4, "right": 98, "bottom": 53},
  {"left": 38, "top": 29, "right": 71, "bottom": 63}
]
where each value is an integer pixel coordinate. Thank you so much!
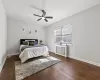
[{"left": 54, "top": 24, "right": 72, "bottom": 44}]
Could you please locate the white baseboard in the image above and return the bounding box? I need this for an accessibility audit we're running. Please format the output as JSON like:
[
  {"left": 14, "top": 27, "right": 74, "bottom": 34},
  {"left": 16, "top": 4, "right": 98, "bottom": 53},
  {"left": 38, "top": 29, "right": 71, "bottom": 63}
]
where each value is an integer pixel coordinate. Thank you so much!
[
  {"left": 50, "top": 51, "right": 100, "bottom": 67},
  {"left": 55, "top": 53, "right": 65, "bottom": 57},
  {"left": 0, "top": 55, "right": 7, "bottom": 72},
  {"left": 7, "top": 52, "right": 19, "bottom": 57},
  {"left": 69, "top": 56, "right": 100, "bottom": 67}
]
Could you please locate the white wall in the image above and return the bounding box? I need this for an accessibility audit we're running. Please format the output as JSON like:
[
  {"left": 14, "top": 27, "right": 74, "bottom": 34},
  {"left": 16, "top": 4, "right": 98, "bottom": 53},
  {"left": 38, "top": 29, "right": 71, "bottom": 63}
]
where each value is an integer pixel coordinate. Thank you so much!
[
  {"left": 0, "top": 0, "right": 7, "bottom": 71},
  {"left": 45, "top": 4, "right": 100, "bottom": 65},
  {"left": 7, "top": 17, "right": 46, "bottom": 55}
]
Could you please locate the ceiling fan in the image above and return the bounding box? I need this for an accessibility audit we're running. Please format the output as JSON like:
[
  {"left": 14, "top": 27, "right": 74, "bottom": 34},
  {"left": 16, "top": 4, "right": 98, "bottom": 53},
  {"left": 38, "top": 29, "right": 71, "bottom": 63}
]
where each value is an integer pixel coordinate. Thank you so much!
[
  {"left": 30, "top": 0, "right": 53, "bottom": 22},
  {"left": 34, "top": 9, "right": 53, "bottom": 22}
]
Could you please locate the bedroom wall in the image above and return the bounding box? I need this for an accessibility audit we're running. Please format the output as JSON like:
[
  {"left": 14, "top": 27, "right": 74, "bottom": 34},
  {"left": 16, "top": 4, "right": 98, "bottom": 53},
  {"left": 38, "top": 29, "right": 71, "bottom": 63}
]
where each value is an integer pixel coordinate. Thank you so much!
[
  {"left": 45, "top": 4, "right": 100, "bottom": 66},
  {"left": 7, "top": 17, "right": 46, "bottom": 55},
  {"left": 0, "top": 0, "right": 7, "bottom": 72}
]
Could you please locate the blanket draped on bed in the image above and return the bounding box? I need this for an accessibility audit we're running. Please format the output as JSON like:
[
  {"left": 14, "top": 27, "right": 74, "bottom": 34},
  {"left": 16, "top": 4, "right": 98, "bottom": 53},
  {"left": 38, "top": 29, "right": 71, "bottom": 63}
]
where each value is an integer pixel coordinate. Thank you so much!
[{"left": 19, "top": 46, "right": 49, "bottom": 63}]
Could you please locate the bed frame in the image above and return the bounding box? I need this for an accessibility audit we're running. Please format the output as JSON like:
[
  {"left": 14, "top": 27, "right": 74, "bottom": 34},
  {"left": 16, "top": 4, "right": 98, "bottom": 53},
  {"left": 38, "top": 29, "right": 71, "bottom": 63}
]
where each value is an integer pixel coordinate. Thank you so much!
[{"left": 20, "top": 39, "right": 38, "bottom": 45}]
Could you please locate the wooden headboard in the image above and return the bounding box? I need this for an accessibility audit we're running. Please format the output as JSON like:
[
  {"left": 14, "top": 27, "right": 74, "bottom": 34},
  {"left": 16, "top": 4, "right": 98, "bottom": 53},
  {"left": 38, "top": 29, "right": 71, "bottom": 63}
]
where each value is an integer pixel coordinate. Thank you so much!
[{"left": 20, "top": 39, "right": 38, "bottom": 45}]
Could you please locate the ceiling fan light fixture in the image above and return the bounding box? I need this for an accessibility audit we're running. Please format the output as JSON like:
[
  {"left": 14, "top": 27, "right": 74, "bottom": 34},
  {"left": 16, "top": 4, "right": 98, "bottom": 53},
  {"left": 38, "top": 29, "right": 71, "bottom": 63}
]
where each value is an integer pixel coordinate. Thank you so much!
[{"left": 42, "top": 17, "right": 45, "bottom": 19}]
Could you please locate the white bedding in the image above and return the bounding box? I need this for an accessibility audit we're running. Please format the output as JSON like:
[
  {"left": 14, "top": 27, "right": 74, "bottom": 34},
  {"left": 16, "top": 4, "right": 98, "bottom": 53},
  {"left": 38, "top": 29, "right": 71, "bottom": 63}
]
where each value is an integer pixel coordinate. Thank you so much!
[{"left": 19, "top": 46, "right": 49, "bottom": 63}]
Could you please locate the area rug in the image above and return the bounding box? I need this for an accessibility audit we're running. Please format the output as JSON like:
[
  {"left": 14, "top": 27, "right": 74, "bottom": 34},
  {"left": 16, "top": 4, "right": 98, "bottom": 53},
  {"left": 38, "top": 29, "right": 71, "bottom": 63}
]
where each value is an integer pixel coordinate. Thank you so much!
[{"left": 15, "top": 56, "right": 61, "bottom": 80}]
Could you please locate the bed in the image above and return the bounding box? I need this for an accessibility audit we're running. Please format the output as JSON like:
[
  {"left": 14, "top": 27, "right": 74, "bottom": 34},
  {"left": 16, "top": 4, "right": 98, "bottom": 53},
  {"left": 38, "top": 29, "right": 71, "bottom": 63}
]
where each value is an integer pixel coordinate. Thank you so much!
[{"left": 19, "top": 39, "right": 49, "bottom": 63}]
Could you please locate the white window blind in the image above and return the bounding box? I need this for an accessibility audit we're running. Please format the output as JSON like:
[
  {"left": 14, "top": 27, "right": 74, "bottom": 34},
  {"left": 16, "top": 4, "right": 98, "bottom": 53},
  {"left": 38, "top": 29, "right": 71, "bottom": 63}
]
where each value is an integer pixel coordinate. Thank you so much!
[
  {"left": 54, "top": 24, "right": 72, "bottom": 44},
  {"left": 54, "top": 27, "right": 62, "bottom": 43},
  {"left": 62, "top": 25, "right": 72, "bottom": 35},
  {"left": 54, "top": 27, "right": 61, "bottom": 36}
]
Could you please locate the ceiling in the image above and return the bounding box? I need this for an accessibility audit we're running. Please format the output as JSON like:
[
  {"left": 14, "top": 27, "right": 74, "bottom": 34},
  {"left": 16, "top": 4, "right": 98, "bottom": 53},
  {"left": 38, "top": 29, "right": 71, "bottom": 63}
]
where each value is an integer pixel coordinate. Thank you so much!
[{"left": 3, "top": 0, "right": 100, "bottom": 27}]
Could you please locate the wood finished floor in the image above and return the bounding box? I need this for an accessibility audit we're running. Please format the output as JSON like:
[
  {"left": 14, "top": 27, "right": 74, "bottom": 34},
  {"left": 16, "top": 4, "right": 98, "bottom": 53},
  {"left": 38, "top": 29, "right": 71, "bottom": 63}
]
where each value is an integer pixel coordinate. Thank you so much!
[{"left": 0, "top": 53, "right": 100, "bottom": 80}]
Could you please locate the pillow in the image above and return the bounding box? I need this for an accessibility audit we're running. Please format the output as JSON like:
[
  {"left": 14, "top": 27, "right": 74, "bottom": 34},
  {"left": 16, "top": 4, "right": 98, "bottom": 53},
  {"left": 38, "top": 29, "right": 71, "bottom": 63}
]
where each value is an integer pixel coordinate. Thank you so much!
[
  {"left": 22, "top": 41, "right": 29, "bottom": 45},
  {"left": 34, "top": 41, "right": 38, "bottom": 45},
  {"left": 29, "top": 41, "right": 34, "bottom": 46}
]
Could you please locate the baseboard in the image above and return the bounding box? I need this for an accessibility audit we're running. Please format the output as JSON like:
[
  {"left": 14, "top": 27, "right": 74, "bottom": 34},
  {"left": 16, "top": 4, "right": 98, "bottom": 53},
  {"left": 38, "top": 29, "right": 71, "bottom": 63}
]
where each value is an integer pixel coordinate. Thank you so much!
[
  {"left": 55, "top": 53, "right": 65, "bottom": 57},
  {"left": 7, "top": 52, "right": 19, "bottom": 57},
  {"left": 0, "top": 55, "right": 7, "bottom": 72},
  {"left": 49, "top": 51, "right": 100, "bottom": 67},
  {"left": 69, "top": 56, "right": 100, "bottom": 67}
]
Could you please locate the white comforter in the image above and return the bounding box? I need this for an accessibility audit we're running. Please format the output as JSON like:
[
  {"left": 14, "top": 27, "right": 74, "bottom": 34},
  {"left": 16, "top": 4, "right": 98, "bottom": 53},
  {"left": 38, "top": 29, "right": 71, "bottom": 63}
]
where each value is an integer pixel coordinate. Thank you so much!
[{"left": 19, "top": 46, "right": 49, "bottom": 63}]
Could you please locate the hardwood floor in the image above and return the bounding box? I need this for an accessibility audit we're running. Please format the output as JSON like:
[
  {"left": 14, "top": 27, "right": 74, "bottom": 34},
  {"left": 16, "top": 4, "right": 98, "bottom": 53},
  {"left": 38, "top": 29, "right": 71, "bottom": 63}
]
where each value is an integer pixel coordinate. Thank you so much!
[{"left": 0, "top": 53, "right": 100, "bottom": 80}]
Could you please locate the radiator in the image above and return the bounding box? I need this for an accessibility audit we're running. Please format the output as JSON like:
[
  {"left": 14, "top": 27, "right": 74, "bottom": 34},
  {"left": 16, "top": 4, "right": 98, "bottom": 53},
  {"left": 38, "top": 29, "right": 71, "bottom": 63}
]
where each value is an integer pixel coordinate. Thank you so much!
[{"left": 56, "top": 45, "right": 68, "bottom": 57}]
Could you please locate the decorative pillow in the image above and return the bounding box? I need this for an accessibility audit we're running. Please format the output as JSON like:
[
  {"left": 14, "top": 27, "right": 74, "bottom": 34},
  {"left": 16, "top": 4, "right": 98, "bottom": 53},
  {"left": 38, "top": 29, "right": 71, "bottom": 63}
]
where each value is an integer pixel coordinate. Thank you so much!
[
  {"left": 34, "top": 41, "right": 38, "bottom": 45},
  {"left": 22, "top": 41, "right": 29, "bottom": 45},
  {"left": 29, "top": 41, "right": 34, "bottom": 46}
]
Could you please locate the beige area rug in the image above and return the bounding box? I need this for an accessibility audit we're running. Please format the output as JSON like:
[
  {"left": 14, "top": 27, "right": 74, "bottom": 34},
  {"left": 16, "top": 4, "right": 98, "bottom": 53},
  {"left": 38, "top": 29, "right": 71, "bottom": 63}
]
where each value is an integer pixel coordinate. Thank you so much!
[{"left": 15, "top": 56, "right": 61, "bottom": 80}]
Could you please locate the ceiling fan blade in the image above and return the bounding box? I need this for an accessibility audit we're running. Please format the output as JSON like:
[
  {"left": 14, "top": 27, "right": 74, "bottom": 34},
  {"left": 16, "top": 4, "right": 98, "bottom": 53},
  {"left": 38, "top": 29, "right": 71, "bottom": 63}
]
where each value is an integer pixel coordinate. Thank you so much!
[
  {"left": 37, "top": 18, "right": 42, "bottom": 21},
  {"left": 34, "top": 14, "right": 42, "bottom": 17},
  {"left": 44, "top": 18, "right": 48, "bottom": 22},
  {"left": 41, "top": 10, "right": 46, "bottom": 16},
  {"left": 45, "top": 16, "right": 53, "bottom": 19}
]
